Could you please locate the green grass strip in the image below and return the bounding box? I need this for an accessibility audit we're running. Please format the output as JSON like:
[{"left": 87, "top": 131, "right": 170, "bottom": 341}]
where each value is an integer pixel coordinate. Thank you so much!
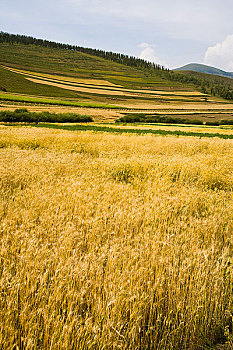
[
  {"left": 32, "top": 123, "right": 233, "bottom": 139},
  {"left": 0, "top": 93, "right": 125, "bottom": 109}
]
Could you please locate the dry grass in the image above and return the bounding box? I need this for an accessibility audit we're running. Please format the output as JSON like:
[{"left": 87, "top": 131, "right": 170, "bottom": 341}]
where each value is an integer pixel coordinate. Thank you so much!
[
  {"left": 26, "top": 77, "right": 132, "bottom": 97},
  {"left": 3, "top": 66, "right": 118, "bottom": 87},
  {"left": 25, "top": 78, "right": 205, "bottom": 101},
  {"left": 0, "top": 126, "right": 232, "bottom": 350},
  {"left": 118, "top": 101, "right": 233, "bottom": 110}
]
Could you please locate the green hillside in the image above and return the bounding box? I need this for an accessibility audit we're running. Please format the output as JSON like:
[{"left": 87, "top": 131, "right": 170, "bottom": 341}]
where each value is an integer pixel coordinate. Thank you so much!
[
  {"left": 1, "top": 32, "right": 233, "bottom": 103},
  {"left": 0, "top": 63, "right": 82, "bottom": 99},
  {"left": 0, "top": 42, "right": 190, "bottom": 92},
  {"left": 0, "top": 42, "right": 210, "bottom": 110},
  {"left": 175, "top": 69, "right": 233, "bottom": 89},
  {"left": 1, "top": 34, "right": 233, "bottom": 122}
]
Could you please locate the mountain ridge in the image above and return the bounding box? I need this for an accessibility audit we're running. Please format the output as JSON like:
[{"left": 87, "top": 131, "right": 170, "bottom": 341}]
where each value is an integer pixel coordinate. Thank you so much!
[{"left": 174, "top": 63, "right": 233, "bottom": 79}]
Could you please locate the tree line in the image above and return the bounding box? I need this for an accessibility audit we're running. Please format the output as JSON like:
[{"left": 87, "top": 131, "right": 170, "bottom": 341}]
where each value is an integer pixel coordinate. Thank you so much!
[
  {"left": 0, "top": 32, "right": 166, "bottom": 71},
  {"left": 167, "top": 71, "right": 233, "bottom": 101},
  {"left": 0, "top": 108, "right": 93, "bottom": 123}
]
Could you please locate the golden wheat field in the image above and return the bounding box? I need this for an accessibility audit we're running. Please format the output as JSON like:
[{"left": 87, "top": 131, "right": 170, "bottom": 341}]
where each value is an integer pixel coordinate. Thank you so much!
[{"left": 0, "top": 126, "right": 233, "bottom": 350}]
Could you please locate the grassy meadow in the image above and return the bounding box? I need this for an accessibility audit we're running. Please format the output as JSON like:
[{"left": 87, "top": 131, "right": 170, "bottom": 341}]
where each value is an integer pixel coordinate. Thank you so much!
[{"left": 0, "top": 125, "right": 232, "bottom": 349}]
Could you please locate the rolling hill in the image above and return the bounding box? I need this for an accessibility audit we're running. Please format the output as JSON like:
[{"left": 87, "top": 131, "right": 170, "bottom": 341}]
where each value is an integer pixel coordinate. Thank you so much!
[{"left": 1, "top": 32, "right": 233, "bottom": 121}]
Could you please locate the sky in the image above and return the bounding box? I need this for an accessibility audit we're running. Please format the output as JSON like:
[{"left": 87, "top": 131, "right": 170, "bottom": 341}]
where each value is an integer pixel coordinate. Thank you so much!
[{"left": 1, "top": 0, "right": 233, "bottom": 71}]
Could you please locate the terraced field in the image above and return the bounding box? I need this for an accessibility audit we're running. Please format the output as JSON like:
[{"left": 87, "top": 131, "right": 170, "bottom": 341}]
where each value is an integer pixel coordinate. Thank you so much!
[
  {"left": 1, "top": 43, "right": 233, "bottom": 121},
  {"left": 3, "top": 66, "right": 206, "bottom": 99}
]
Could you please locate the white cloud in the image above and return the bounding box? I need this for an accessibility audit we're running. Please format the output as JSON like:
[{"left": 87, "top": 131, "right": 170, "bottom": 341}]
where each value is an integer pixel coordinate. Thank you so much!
[
  {"left": 65, "top": 0, "right": 231, "bottom": 42},
  {"left": 204, "top": 35, "right": 233, "bottom": 71},
  {"left": 1, "top": 0, "right": 233, "bottom": 69},
  {"left": 138, "top": 43, "right": 155, "bottom": 49},
  {"left": 138, "top": 43, "right": 165, "bottom": 66}
]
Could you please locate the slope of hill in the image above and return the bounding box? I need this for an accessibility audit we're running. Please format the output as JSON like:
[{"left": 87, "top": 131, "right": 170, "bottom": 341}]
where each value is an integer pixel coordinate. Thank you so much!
[
  {"left": 0, "top": 42, "right": 187, "bottom": 92},
  {"left": 1, "top": 34, "right": 233, "bottom": 121},
  {"left": 0, "top": 42, "right": 207, "bottom": 104},
  {"left": 175, "top": 63, "right": 233, "bottom": 79}
]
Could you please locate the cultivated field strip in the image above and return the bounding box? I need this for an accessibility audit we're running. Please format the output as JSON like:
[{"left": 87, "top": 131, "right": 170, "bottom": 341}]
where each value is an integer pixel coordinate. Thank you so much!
[
  {"left": 30, "top": 123, "right": 233, "bottom": 140},
  {"left": 95, "top": 123, "right": 233, "bottom": 136},
  {"left": 2, "top": 66, "right": 206, "bottom": 100}
]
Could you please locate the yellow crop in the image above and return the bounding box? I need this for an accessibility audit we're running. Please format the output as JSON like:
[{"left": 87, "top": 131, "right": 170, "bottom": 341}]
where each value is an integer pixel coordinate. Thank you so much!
[{"left": 0, "top": 126, "right": 232, "bottom": 349}]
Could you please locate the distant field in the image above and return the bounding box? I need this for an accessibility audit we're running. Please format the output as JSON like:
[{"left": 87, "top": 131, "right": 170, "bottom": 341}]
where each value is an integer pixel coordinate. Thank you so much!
[
  {"left": 3, "top": 66, "right": 205, "bottom": 96},
  {"left": 95, "top": 122, "right": 233, "bottom": 136},
  {"left": 0, "top": 125, "right": 232, "bottom": 350},
  {"left": 2, "top": 65, "right": 208, "bottom": 102},
  {"left": 1, "top": 99, "right": 233, "bottom": 122}
]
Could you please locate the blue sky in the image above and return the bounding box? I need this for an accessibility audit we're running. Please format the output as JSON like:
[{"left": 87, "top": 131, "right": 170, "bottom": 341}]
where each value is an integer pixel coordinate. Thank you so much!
[{"left": 1, "top": 0, "right": 233, "bottom": 70}]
